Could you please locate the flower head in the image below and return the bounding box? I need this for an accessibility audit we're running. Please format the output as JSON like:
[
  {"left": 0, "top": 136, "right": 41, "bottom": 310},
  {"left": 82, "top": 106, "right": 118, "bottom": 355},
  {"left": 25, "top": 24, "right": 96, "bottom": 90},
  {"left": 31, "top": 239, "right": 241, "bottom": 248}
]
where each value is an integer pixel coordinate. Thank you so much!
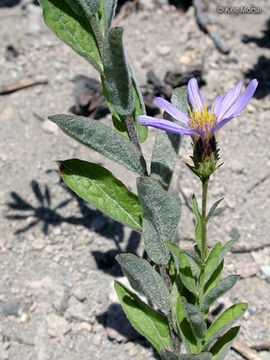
[{"left": 137, "top": 78, "right": 258, "bottom": 139}]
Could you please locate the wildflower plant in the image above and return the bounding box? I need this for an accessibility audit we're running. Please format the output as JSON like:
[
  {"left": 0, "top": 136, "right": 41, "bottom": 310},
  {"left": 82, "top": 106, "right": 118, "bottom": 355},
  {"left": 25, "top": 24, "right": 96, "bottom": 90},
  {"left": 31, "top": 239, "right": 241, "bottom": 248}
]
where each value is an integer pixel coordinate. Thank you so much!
[{"left": 39, "top": 1, "right": 258, "bottom": 359}]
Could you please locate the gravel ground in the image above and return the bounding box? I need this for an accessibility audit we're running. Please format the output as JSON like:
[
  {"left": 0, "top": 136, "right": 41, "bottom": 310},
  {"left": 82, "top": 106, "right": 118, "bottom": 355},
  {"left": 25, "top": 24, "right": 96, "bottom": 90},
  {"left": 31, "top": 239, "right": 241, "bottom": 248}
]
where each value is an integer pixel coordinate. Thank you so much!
[{"left": 0, "top": 0, "right": 270, "bottom": 359}]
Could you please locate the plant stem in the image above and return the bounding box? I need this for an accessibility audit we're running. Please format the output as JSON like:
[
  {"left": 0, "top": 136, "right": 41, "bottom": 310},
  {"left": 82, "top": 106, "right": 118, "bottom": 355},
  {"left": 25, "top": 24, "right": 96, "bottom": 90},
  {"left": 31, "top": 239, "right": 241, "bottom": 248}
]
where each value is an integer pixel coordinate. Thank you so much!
[
  {"left": 197, "top": 178, "right": 209, "bottom": 353},
  {"left": 125, "top": 115, "right": 142, "bottom": 154}
]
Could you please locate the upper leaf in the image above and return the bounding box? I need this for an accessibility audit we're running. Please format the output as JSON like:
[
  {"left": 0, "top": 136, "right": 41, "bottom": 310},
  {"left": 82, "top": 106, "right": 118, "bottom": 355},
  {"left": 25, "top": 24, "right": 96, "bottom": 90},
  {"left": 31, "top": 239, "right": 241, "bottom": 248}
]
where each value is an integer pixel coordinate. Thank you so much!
[
  {"left": 205, "top": 240, "right": 235, "bottom": 283},
  {"left": 103, "top": 0, "right": 117, "bottom": 34},
  {"left": 137, "top": 177, "right": 181, "bottom": 265},
  {"left": 103, "top": 27, "right": 134, "bottom": 115},
  {"left": 150, "top": 86, "right": 188, "bottom": 189},
  {"left": 49, "top": 114, "right": 147, "bottom": 175},
  {"left": 116, "top": 254, "right": 170, "bottom": 315},
  {"left": 201, "top": 275, "right": 240, "bottom": 312},
  {"left": 58, "top": 159, "right": 142, "bottom": 231},
  {"left": 75, "top": 0, "right": 100, "bottom": 16},
  {"left": 132, "top": 77, "right": 148, "bottom": 143},
  {"left": 114, "top": 281, "right": 171, "bottom": 355},
  {"left": 39, "top": 0, "right": 102, "bottom": 72}
]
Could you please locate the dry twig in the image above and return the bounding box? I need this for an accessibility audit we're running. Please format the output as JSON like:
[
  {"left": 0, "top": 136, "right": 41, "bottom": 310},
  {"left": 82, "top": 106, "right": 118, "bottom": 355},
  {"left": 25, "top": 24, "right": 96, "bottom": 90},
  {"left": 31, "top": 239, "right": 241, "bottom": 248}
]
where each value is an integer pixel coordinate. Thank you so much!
[{"left": 0, "top": 75, "right": 48, "bottom": 95}]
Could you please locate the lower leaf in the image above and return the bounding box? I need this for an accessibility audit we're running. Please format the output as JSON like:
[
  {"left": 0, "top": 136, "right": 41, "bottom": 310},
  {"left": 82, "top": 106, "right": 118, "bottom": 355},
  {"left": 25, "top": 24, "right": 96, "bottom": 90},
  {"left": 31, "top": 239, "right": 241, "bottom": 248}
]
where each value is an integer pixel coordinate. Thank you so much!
[{"left": 114, "top": 281, "right": 172, "bottom": 355}]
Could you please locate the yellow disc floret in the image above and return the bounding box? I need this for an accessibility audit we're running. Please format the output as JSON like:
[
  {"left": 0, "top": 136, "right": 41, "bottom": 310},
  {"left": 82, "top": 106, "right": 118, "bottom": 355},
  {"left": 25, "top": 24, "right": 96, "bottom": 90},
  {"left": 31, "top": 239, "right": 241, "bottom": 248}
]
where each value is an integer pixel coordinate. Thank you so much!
[{"left": 188, "top": 103, "right": 217, "bottom": 138}]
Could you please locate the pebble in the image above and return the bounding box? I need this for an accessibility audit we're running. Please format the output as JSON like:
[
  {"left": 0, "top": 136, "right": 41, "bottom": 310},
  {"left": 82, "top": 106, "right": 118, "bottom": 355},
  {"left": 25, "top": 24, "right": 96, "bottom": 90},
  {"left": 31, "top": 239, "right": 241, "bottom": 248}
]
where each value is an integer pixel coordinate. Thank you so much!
[
  {"left": 65, "top": 296, "right": 91, "bottom": 322},
  {"left": 79, "top": 322, "right": 92, "bottom": 332},
  {"left": 260, "top": 266, "right": 270, "bottom": 282},
  {"left": 157, "top": 45, "right": 171, "bottom": 56},
  {"left": 0, "top": 298, "right": 21, "bottom": 317},
  {"left": 179, "top": 55, "right": 191, "bottom": 64},
  {"left": 42, "top": 119, "right": 58, "bottom": 134},
  {"left": 46, "top": 313, "right": 71, "bottom": 337},
  {"left": 32, "top": 239, "right": 45, "bottom": 250}
]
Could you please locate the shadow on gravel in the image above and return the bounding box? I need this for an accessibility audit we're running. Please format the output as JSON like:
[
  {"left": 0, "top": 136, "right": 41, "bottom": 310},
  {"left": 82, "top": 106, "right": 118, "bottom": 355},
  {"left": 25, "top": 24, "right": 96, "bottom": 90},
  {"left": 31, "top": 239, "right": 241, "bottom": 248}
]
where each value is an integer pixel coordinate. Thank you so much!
[
  {"left": 244, "top": 55, "right": 270, "bottom": 99},
  {"left": 0, "top": 0, "right": 20, "bottom": 7},
  {"left": 242, "top": 18, "right": 270, "bottom": 49},
  {"left": 6, "top": 171, "right": 143, "bottom": 276}
]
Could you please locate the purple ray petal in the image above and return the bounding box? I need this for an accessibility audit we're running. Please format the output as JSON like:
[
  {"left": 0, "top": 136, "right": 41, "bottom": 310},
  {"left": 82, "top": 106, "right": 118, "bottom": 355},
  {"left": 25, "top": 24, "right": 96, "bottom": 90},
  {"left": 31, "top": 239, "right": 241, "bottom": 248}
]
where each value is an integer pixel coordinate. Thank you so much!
[
  {"left": 212, "top": 96, "right": 223, "bottom": 116},
  {"left": 220, "top": 79, "right": 258, "bottom": 120},
  {"left": 210, "top": 114, "right": 237, "bottom": 133},
  {"left": 187, "top": 78, "right": 204, "bottom": 111},
  {"left": 216, "top": 81, "right": 243, "bottom": 121},
  {"left": 155, "top": 97, "right": 189, "bottom": 124},
  {"left": 137, "top": 116, "right": 194, "bottom": 135}
]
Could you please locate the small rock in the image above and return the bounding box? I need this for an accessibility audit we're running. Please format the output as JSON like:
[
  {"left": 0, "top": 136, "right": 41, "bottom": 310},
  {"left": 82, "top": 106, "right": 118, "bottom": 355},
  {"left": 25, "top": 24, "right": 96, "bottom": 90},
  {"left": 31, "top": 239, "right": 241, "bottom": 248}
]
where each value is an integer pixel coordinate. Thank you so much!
[
  {"left": 237, "top": 263, "right": 258, "bottom": 278},
  {"left": 65, "top": 296, "right": 90, "bottom": 322},
  {"left": 92, "top": 334, "right": 102, "bottom": 346},
  {"left": 47, "top": 313, "right": 71, "bottom": 337},
  {"left": 27, "top": 3, "right": 42, "bottom": 33},
  {"left": 42, "top": 119, "right": 58, "bottom": 134},
  {"left": 74, "top": 289, "right": 87, "bottom": 302},
  {"left": 20, "top": 312, "right": 30, "bottom": 323},
  {"left": 1, "top": 298, "right": 21, "bottom": 317},
  {"left": 230, "top": 159, "right": 245, "bottom": 174},
  {"left": 260, "top": 266, "right": 270, "bottom": 282},
  {"left": 79, "top": 322, "right": 92, "bottom": 332},
  {"left": 179, "top": 55, "right": 191, "bottom": 64},
  {"left": 32, "top": 239, "right": 45, "bottom": 250},
  {"left": 157, "top": 46, "right": 171, "bottom": 56}
]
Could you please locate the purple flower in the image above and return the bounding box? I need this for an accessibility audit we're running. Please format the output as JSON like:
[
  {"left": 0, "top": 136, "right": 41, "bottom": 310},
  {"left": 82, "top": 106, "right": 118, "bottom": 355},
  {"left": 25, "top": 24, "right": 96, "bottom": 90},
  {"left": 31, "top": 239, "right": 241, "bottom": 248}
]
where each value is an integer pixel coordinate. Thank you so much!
[{"left": 137, "top": 78, "right": 258, "bottom": 139}]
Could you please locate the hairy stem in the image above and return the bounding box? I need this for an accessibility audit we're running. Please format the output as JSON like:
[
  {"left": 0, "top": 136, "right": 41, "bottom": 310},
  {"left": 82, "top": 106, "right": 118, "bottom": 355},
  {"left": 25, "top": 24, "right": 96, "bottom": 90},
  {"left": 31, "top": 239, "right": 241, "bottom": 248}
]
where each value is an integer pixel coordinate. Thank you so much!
[
  {"left": 125, "top": 115, "right": 142, "bottom": 154},
  {"left": 197, "top": 178, "right": 209, "bottom": 353}
]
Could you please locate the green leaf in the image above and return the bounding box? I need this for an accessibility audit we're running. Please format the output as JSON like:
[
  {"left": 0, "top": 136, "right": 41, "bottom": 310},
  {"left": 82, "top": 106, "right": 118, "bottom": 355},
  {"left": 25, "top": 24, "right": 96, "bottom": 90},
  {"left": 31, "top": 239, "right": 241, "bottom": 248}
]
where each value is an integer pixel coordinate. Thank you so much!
[
  {"left": 181, "top": 300, "right": 207, "bottom": 340},
  {"left": 132, "top": 77, "right": 148, "bottom": 143},
  {"left": 170, "top": 279, "right": 180, "bottom": 335},
  {"left": 75, "top": 0, "right": 100, "bottom": 16},
  {"left": 58, "top": 159, "right": 142, "bottom": 231},
  {"left": 103, "top": 27, "right": 134, "bottom": 115},
  {"left": 150, "top": 86, "right": 187, "bottom": 189},
  {"left": 176, "top": 299, "right": 197, "bottom": 354},
  {"left": 137, "top": 177, "right": 181, "bottom": 265},
  {"left": 204, "top": 303, "right": 248, "bottom": 350},
  {"left": 205, "top": 240, "right": 236, "bottom": 283},
  {"left": 49, "top": 114, "right": 147, "bottom": 176},
  {"left": 192, "top": 194, "right": 202, "bottom": 252},
  {"left": 179, "top": 354, "right": 212, "bottom": 360},
  {"left": 166, "top": 242, "right": 199, "bottom": 294},
  {"left": 39, "top": 0, "right": 102, "bottom": 73},
  {"left": 114, "top": 281, "right": 171, "bottom": 355},
  {"left": 179, "top": 253, "right": 198, "bottom": 295},
  {"left": 204, "top": 261, "right": 224, "bottom": 295},
  {"left": 201, "top": 275, "right": 240, "bottom": 312},
  {"left": 210, "top": 326, "right": 240, "bottom": 360},
  {"left": 161, "top": 350, "right": 178, "bottom": 360},
  {"left": 206, "top": 198, "right": 223, "bottom": 223},
  {"left": 116, "top": 254, "right": 170, "bottom": 314},
  {"left": 103, "top": 0, "right": 117, "bottom": 34}
]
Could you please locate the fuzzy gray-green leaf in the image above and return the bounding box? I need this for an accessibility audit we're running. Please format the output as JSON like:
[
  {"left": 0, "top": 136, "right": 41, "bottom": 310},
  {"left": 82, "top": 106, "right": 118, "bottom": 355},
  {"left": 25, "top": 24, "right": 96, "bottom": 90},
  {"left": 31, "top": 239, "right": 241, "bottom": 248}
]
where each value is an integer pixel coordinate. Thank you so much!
[
  {"left": 103, "top": 27, "right": 134, "bottom": 115},
  {"left": 150, "top": 86, "right": 187, "bottom": 189},
  {"left": 49, "top": 114, "right": 146, "bottom": 175},
  {"left": 114, "top": 281, "right": 171, "bottom": 355},
  {"left": 39, "top": 0, "right": 102, "bottom": 72},
  {"left": 75, "top": 0, "right": 100, "bottom": 16},
  {"left": 137, "top": 177, "right": 181, "bottom": 265},
  {"left": 181, "top": 301, "right": 206, "bottom": 340},
  {"left": 116, "top": 254, "right": 170, "bottom": 314},
  {"left": 104, "top": 0, "right": 117, "bottom": 34},
  {"left": 58, "top": 159, "right": 142, "bottom": 231},
  {"left": 201, "top": 275, "right": 240, "bottom": 312},
  {"left": 179, "top": 354, "right": 212, "bottom": 360}
]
